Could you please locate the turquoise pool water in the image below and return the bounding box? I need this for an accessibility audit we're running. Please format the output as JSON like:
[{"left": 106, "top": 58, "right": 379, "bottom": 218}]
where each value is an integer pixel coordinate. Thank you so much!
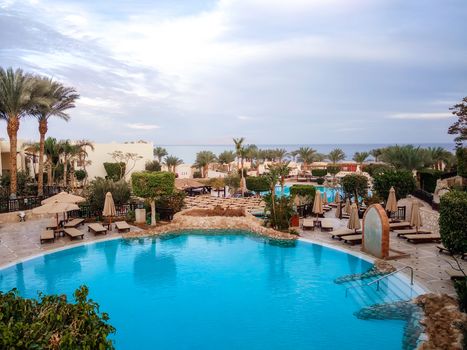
[
  {"left": 275, "top": 184, "right": 341, "bottom": 201},
  {"left": 0, "top": 233, "right": 409, "bottom": 349}
]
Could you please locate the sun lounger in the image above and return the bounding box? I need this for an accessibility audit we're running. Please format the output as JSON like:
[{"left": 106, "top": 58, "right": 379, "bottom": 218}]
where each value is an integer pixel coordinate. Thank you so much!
[
  {"left": 343, "top": 234, "right": 363, "bottom": 245},
  {"left": 115, "top": 221, "right": 131, "bottom": 233},
  {"left": 46, "top": 220, "right": 60, "bottom": 230},
  {"left": 64, "top": 218, "right": 85, "bottom": 228},
  {"left": 389, "top": 221, "right": 412, "bottom": 230},
  {"left": 394, "top": 229, "right": 433, "bottom": 237},
  {"left": 302, "top": 219, "right": 314, "bottom": 230},
  {"left": 40, "top": 230, "right": 55, "bottom": 244},
  {"left": 63, "top": 228, "right": 84, "bottom": 240},
  {"left": 405, "top": 233, "right": 441, "bottom": 244},
  {"left": 320, "top": 219, "right": 334, "bottom": 232},
  {"left": 88, "top": 223, "right": 108, "bottom": 235},
  {"left": 331, "top": 228, "right": 361, "bottom": 240}
]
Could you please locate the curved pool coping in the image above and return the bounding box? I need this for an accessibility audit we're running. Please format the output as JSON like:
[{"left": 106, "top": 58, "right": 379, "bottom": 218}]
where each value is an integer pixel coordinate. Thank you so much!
[{"left": 0, "top": 231, "right": 428, "bottom": 294}]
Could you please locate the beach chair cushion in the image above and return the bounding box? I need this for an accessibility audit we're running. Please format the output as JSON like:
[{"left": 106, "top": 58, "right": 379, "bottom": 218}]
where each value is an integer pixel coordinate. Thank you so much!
[
  {"left": 63, "top": 228, "right": 84, "bottom": 240},
  {"left": 343, "top": 234, "right": 363, "bottom": 245},
  {"left": 88, "top": 223, "right": 107, "bottom": 235},
  {"left": 321, "top": 219, "right": 334, "bottom": 231},
  {"left": 302, "top": 219, "right": 314, "bottom": 229},
  {"left": 40, "top": 230, "right": 55, "bottom": 243},
  {"left": 331, "top": 228, "right": 357, "bottom": 239},
  {"left": 64, "top": 218, "right": 85, "bottom": 228},
  {"left": 115, "top": 221, "right": 131, "bottom": 232}
]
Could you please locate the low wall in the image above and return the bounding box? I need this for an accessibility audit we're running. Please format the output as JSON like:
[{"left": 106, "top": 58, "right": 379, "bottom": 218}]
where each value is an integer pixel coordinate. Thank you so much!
[{"left": 0, "top": 210, "right": 52, "bottom": 224}]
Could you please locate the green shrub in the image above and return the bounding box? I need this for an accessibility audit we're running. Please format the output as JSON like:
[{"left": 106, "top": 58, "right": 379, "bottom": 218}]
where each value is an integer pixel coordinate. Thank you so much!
[
  {"left": 74, "top": 169, "right": 87, "bottom": 182},
  {"left": 456, "top": 147, "right": 467, "bottom": 177},
  {"left": 418, "top": 169, "right": 443, "bottom": 193},
  {"left": 365, "top": 163, "right": 393, "bottom": 177},
  {"left": 312, "top": 169, "right": 327, "bottom": 177},
  {"left": 263, "top": 194, "right": 294, "bottom": 230},
  {"left": 316, "top": 177, "right": 325, "bottom": 185},
  {"left": 373, "top": 170, "right": 416, "bottom": 200},
  {"left": 439, "top": 190, "right": 467, "bottom": 255},
  {"left": 86, "top": 178, "right": 131, "bottom": 212},
  {"left": 290, "top": 185, "right": 315, "bottom": 203},
  {"left": 103, "top": 162, "right": 125, "bottom": 181},
  {"left": 0, "top": 286, "right": 115, "bottom": 349},
  {"left": 342, "top": 174, "right": 368, "bottom": 199},
  {"left": 193, "top": 171, "right": 202, "bottom": 178},
  {"left": 145, "top": 160, "right": 161, "bottom": 172},
  {"left": 1, "top": 171, "right": 35, "bottom": 197},
  {"left": 327, "top": 165, "right": 340, "bottom": 176},
  {"left": 454, "top": 280, "right": 467, "bottom": 312},
  {"left": 156, "top": 191, "right": 186, "bottom": 212},
  {"left": 224, "top": 174, "right": 240, "bottom": 193},
  {"left": 246, "top": 176, "right": 269, "bottom": 193}
]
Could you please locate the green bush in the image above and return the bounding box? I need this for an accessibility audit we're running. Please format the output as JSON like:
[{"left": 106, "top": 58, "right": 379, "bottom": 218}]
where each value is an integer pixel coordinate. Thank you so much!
[
  {"left": 373, "top": 170, "right": 416, "bottom": 200},
  {"left": 74, "top": 169, "right": 87, "bottom": 182},
  {"left": 316, "top": 177, "right": 325, "bottom": 185},
  {"left": 312, "top": 169, "right": 327, "bottom": 177},
  {"left": 290, "top": 185, "right": 316, "bottom": 203},
  {"left": 224, "top": 174, "right": 240, "bottom": 193},
  {"left": 246, "top": 176, "right": 269, "bottom": 193},
  {"left": 103, "top": 162, "right": 125, "bottom": 181},
  {"left": 418, "top": 169, "right": 443, "bottom": 193},
  {"left": 327, "top": 165, "right": 340, "bottom": 176},
  {"left": 156, "top": 191, "right": 186, "bottom": 212},
  {"left": 342, "top": 174, "right": 368, "bottom": 199},
  {"left": 263, "top": 194, "right": 294, "bottom": 230},
  {"left": 439, "top": 190, "right": 467, "bottom": 255},
  {"left": 86, "top": 178, "right": 131, "bottom": 212},
  {"left": 193, "top": 171, "right": 202, "bottom": 178},
  {"left": 454, "top": 280, "right": 467, "bottom": 312},
  {"left": 365, "top": 163, "right": 393, "bottom": 177},
  {"left": 456, "top": 147, "right": 467, "bottom": 177},
  {"left": 131, "top": 172, "right": 175, "bottom": 199},
  {"left": 0, "top": 286, "right": 115, "bottom": 349},
  {"left": 1, "top": 171, "right": 35, "bottom": 197},
  {"left": 145, "top": 160, "right": 161, "bottom": 172}
]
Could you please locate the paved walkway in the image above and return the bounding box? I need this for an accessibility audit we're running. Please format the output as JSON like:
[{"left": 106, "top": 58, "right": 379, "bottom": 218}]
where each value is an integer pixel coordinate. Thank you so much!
[{"left": 0, "top": 218, "right": 141, "bottom": 268}]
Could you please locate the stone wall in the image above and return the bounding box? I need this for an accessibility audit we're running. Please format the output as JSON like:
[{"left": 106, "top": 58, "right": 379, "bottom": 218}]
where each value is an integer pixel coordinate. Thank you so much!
[
  {"left": 420, "top": 208, "right": 440, "bottom": 234},
  {"left": 0, "top": 209, "right": 52, "bottom": 224}
]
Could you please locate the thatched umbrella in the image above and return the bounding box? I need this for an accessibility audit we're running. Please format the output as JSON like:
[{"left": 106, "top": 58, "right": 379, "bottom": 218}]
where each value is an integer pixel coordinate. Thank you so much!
[
  {"left": 344, "top": 198, "right": 351, "bottom": 215},
  {"left": 33, "top": 202, "right": 80, "bottom": 228},
  {"left": 322, "top": 192, "right": 328, "bottom": 205},
  {"left": 41, "top": 191, "right": 85, "bottom": 205},
  {"left": 347, "top": 203, "right": 361, "bottom": 233},
  {"left": 385, "top": 186, "right": 397, "bottom": 214},
  {"left": 312, "top": 190, "right": 323, "bottom": 219},
  {"left": 335, "top": 194, "right": 342, "bottom": 218},
  {"left": 410, "top": 201, "right": 422, "bottom": 232},
  {"left": 334, "top": 191, "right": 341, "bottom": 204},
  {"left": 103, "top": 192, "right": 117, "bottom": 229}
]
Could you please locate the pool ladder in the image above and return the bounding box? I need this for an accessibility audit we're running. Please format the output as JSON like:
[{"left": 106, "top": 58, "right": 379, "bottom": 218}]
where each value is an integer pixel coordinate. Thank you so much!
[{"left": 345, "top": 265, "right": 414, "bottom": 297}]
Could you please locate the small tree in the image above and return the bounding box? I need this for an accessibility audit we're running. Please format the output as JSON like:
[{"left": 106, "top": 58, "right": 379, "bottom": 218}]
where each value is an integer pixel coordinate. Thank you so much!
[
  {"left": 341, "top": 174, "right": 368, "bottom": 204},
  {"left": 290, "top": 185, "right": 316, "bottom": 204},
  {"left": 373, "top": 170, "right": 416, "bottom": 200},
  {"left": 449, "top": 96, "right": 467, "bottom": 147},
  {"left": 109, "top": 151, "right": 143, "bottom": 179},
  {"left": 103, "top": 162, "right": 126, "bottom": 181},
  {"left": 145, "top": 160, "right": 161, "bottom": 172},
  {"left": 131, "top": 171, "right": 175, "bottom": 226}
]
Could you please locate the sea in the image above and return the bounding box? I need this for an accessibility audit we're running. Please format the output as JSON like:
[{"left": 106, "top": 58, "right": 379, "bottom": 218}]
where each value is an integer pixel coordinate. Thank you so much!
[{"left": 158, "top": 143, "right": 455, "bottom": 164}]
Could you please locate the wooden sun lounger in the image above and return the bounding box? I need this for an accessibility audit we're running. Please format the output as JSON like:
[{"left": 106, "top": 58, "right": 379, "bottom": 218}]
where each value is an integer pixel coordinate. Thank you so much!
[
  {"left": 40, "top": 230, "right": 55, "bottom": 244},
  {"left": 331, "top": 228, "right": 361, "bottom": 240},
  {"left": 343, "top": 234, "right": 363, "bottom": 245},
  {"left": 88, "top": 223, "right": 108, "bottom": 235},
  {"left": 302, "top": 219, "right": 314, "bottom": 230},
  {"left": 115, "top": 221, "right": 131, "bottom": 233},
  {"left": 64, "top": 218, "right": 85, "bottom": 228},
  {"left": 405, "top": 233, "right": 441, "bottom": 244},
  {"left": 320, "top": 219, "right": 334, "bottom": 232},
  {"left": 63, "top": 228, "right": 84, "bottom": 240},
  {"left": 46, "top": 220, "right": 59, "bottom": 230},
  {"left": 394, "top": 229, "right": 433, "bottom": 237},
  {"left": 389, "top": 221, "right": 412, "bottom": 230}
]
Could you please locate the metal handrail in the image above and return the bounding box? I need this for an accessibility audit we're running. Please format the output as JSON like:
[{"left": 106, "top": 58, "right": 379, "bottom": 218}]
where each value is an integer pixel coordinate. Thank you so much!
[{"left": 345, "top": 265, "right": 414, "bottom": 297}]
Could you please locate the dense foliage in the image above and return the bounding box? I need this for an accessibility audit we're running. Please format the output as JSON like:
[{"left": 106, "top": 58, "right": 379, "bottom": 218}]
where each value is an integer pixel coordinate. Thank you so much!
[
  {"left": 439, "top": 191, "right": 467, "bottom": 255},
  {"left": 418, "top": 169, "right": 443, "bottom": 193},
  {"left": 131, "top": 171, "right": 175, "bottom": 199},
  {"left": 263, "top": 194, "right": 294, "bottom": 230},
  {"left": 86, "top": 178, "right": 131, "bottom": 212},
  {"left": 373, "top": 170, "right": 416, "bottom": 200},
  {"left": 74, "top": 169, "right": 87, "bottom": 182},
  {"left": 311, "top": 169, "right": 327, "bottom": 177},
  {"left": 448, "top": 96, "right": 467, "bottom": 146},
  {"left": 341, "top": 174, "right": 368, "bottom": 200},
  {"left": 456, "top": 147, "right": 467, "bottom": 177},
  {"left": 156, "top": 191, "right": 186, "bottom": 212},
  {"left": 327, "top": 165, "right": 340, "bottom": 176},
  {"left": 316, "top": 178, "right": 325, "bottom": 185},
  {"left": 0, "top": 171, "right": 35, "bottom": 197},
  {"left": 103, "top": 162, "right": 125, "bottom": 181},
  {"left": 364, "top": 163, "right": 393, "bottom": 177},
  {"left": 289, "top": 185, "right": 316, "bottom": 203},
  {"left": 0, "top": 286, "right": 115, "bottom": 349},
  {"left": 224, "top": 173, "right": 240, "bottom": 194},
  {"left": 245, "top": 176, "right": 269, "bottom": 193},
  {"left": 145, "top": 160, "right": 161, "bottom": 172}
]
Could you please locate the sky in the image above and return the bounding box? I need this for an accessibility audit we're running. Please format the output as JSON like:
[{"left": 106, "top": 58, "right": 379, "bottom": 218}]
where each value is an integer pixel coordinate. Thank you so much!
[{"left": 0, "top": 0, "right": 466, "bottom": 145}]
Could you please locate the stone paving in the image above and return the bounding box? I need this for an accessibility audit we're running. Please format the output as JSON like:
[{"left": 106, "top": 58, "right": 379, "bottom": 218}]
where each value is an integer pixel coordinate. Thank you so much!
[{"left": 0, "top": 217, "right": 141, "bottom": 268}]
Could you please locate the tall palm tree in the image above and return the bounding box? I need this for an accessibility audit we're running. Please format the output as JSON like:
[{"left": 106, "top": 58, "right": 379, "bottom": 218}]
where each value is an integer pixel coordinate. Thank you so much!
[
  {"left": 44, "top": 137, "right": 60, "bottom": 186},
  {"left": 370, "top": 148, "right": 383, "bottom": 162},
  {"left": 380, "top": 145, "right": 426, "bottom": 171},
  {"left": 269, "top": 162, "right": 291, "bottom": 196},
  {"left": 32, "top": 78, "right": 79, "bottom": 195},
  {"left": 164, "top": 155, "right": 183, "bottom": 173},
  {"left": 327, "top": 148, "right": 346, "bottom": 164},
  {"left": 57, "top": 140, "right": 75, "bottom": 187},
  {"left": 153, "top": 147, "right": 168, "bottom": 162},
  {"left": 194, "top": 151, "right": 217, "bottom": 178},
  {"left": 218, "top": 150, "right": 236, "bottom": 172},
  {"left": 264, "top": 164, "right": 280, "bottom": 225},
  {"left": 426, "top": 147, "right": 453, "bottom": 170},
  {"left": 274, "top": 148, "right": 289, "bottom": 163},
  {"left": 0, "top": 68, "right": 48, "bottom": 196},
  {"left": 296, "top": 147, "right": 318, "bottom": 171},
  {"left": 233, "top": 137, "right": 245, "bottom": 170},
  {"left": 353, "top": 151, "right": 370, "bottom": 170},
  {"left": 22, "top": 141, "right": 40, "bottom": 179}
]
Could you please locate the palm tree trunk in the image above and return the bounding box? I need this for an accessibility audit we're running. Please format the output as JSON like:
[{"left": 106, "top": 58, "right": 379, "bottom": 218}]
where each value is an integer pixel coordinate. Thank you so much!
[
  {"left": 7, "top": 117, "right": 20, "bottom": 197},
  {"left": 37, "top": 120, "right": 47, "bottom": 196},
  {"left": 150, "top": 199, "right": 156, "bottom": 226},
  {"left": 63, "top": 156, "right": 68, "bottom": 187}
]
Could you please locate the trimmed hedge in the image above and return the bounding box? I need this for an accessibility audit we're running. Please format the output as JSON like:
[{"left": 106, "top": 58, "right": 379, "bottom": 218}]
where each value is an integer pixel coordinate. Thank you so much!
[
  {"left": 439, "top": 190, "right": 467, "bottom": 255},
  {"left": 246, "top": 176, "right": 269, "bottom": 193},
  {"left": 131, "top": 171, "right": 175, "bottom": 199},
  {"left": 103, "top": 162, "right": 125, "bottom": 181},
  {"left": 312, "top": 169, "right": 327, "bottom": 177},
  {"left": 327, "top": 165, "right": 340, "bottom": 175},
  {"left": 290, "top": 185, "right": 316, "bottom": 202},
  {"left": 373, "top": 170, "right": 416, "bottom": 200},
  {"left": 419, "top": 169, "right": 443, "bottom": 193},
  {"left": 74, "top": 169, "right": 87, "bottom": 181},
  {"left": 316, "top": 177, "right": 325, "bottom": 185},
  {"left": 0, "top": 286, "right": 115, "bottom": 349}
]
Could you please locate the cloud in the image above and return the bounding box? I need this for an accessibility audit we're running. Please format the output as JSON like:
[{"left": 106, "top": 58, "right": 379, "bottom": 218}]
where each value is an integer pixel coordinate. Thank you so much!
[
  {"left": 388, "top": 112, "right": 452, "bottom": 120},
  {"left": 126, "top": 123, "right": 161, "bottom": 130},
  {"left": 237, "top": 115, "right": 252, "bottom": 120}
]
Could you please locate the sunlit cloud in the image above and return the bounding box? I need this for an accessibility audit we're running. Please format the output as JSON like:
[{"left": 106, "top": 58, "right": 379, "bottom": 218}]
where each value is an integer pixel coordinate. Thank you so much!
[
  {"left": 126, "top": 123, "right": 161, "bottom": 130},
  {"left": 388, "top": 112, "right": 452, "bottom": 120}
]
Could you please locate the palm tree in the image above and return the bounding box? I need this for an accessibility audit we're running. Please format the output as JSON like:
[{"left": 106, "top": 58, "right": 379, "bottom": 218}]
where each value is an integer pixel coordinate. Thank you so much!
[
  {"left": 264, "top": 164, "right": 280, "bottom": 225},
  {"left": 0, "top": 68, "right": 48, "bottom": 196},
  {"left": 380, "top": 145, "right": 427, "bottom": 171},
  {"left": 22, "top": 141, "right": 40, "bottom": 179},
  {"left": 233, "top": 137, "right": 245, "bottom": 170},
  {"left": 218, "top": 150, "right": 236, "bottom": 172},
  {"left": 273, "top": 148, "right": 289, "bottom": 163},
  {"left": 370, "top": 148, "right": 383, "bottom": 162},
  {"left": 426, "top": 147, "right": 453, "bottom": 171},
  {"left": 327, "top": 148, "right": 346, "bottom": 164},
  {"left": 44, "top": 137, "right": 60, "bottom": 186},
  {"left": 296, "top": 147, "right": 318, "bottom": 171},
  {"left": 269, "top": 162, "right": 291, "bottom": 196},
  {"left": 164, "top": 155, "right": 183, "bottom": 173},
  {"left": 353, "top": 151, "right": 370, "bottom": 170},
  {"left": 57, "top": 140, "right": 75, "bottom": 187},
  {"left": 194, "top": 151, "right": 217, "bottom": 178},
  {"left": 32, "top": 78, "right": 79, "bottom": 195},
  {"left": 153, "top": 147, "right": 168, "bottom": 162}
]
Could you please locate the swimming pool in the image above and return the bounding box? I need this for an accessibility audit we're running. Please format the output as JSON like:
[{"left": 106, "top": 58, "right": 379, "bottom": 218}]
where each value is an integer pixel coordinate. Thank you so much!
[
  {"left": 0, "top": 233, "right": 419, "bottom": 349},
  {"left": 275, "top": 184, "right": 342, "bottom": 201}
]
